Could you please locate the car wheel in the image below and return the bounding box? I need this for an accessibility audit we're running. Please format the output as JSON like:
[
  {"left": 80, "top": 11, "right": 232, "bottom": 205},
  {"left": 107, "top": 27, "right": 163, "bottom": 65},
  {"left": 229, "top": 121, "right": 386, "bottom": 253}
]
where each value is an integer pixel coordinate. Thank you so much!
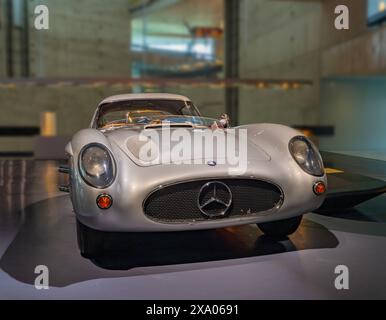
[
  {"left": 76, "top": 219, "right": 105, "bottom": 258},
  {"left": 257, "top": 215, "right": 303, "bottom": 238}
]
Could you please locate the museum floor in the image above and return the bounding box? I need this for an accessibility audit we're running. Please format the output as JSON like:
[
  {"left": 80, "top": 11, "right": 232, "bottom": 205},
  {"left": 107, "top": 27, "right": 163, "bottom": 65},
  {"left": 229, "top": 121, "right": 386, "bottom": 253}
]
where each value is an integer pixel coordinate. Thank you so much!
[{"left": 0, "top": 160, "right": 386, "bottom": 299}]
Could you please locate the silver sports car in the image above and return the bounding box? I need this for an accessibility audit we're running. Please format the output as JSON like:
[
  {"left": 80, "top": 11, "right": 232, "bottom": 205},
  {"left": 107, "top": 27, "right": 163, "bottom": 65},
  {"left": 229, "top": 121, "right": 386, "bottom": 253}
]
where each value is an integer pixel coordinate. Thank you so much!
[{"left": 60, "top": 93, "right": 327, "bottom": 258}]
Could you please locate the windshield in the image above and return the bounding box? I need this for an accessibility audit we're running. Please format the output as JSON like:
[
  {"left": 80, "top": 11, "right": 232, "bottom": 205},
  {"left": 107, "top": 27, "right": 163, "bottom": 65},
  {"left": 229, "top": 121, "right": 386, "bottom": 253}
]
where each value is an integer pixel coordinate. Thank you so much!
[{"left": 95, "top": 99, "right": 221, "bottom": 130}]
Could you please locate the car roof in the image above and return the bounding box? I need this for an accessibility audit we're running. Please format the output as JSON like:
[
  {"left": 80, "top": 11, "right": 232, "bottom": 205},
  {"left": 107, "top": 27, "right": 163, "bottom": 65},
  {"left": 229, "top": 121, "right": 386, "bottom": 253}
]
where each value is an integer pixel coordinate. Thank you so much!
[{"left": 98, "top": 93, "right": 191, "bottom": 106}]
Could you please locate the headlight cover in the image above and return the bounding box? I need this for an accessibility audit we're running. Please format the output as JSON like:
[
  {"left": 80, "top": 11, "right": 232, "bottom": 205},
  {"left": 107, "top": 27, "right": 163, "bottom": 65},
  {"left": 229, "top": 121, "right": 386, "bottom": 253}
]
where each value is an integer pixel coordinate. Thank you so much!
[
  {"left": 289, "top": 136, "right": 324, "bottom": 177},
  {"left": 79, "top": 143, "right": 115, "bottom": 188}
]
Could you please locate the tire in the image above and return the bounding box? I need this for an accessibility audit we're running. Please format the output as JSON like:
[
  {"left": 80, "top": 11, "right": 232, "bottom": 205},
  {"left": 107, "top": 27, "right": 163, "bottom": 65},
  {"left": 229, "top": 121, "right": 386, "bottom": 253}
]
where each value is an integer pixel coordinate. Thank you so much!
[
  {"left": 257, "top": 215, "right": 303, "bottom": 238},
  {"left": 76, "top": 219, "right": 106, "bottom": 258}
]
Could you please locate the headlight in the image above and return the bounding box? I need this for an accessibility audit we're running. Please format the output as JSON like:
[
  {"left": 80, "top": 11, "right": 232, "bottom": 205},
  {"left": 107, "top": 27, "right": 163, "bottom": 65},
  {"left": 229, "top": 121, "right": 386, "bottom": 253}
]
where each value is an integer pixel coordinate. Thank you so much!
[
  {"left": 289, "top": 136, "right": 324, "bottom": 177},
  {"left": 79, "top": 144, "right": 115, "bottom": 188}
]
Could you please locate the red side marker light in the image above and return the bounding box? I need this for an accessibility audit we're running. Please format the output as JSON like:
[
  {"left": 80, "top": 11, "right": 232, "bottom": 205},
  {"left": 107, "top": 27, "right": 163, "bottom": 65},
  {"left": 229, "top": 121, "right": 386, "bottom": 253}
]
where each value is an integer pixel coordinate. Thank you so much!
[
  {"left": 96, "top": 194, "right": 113, "bottom": 209},
  {"left": 313, "top": 182, "right": 326, "bottom": 195}
]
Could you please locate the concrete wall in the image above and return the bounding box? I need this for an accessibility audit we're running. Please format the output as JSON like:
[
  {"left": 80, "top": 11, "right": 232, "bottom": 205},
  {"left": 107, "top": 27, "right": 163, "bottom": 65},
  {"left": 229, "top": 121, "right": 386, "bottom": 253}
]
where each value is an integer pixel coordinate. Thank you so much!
[
  {"left": 2, "top": 0, "right": 386, "bottom": 155},
  {"left": 0, "top": 0, "right": 29, "bottom": 78},
  {"left": 319, "top": 77, "right": 386, "bottom": 152},
  {"left": 236, "top": 0, "right": 386, "bottom": 156},
  {"left": 319, "top": 1, "right": 386, "bottom": 153},
  {"left": 28, "top": 0, "right": 131, "bottom": 77},
  {"left": 238, "top": 0, "right": 322, "bottom": 126},
  {"left": 322, "top": 24, "right": 386, "bottom": 77},
  {"left": 237, "top": 0, "right": 386, "bottom": 128},
  {"left": 0, "top": 84, "right": 224, "bottom": 152},
  {"left": 319, "top": 0, "right": 386, "bottom": 77},
  {"left": 1, "top": 0, "right": 132, "bottom": 153},
  {"left": 0, "top": 0, "right": 6, "bottom": 77},
  {"left": 0, "top": 86, "right": 122, "bottom": 152},
  {"left": 321, "top": 0, "right": 368, "bottom": 49},
  {"left": 0, "top": 85, "right": 224, "bottom": 136}
]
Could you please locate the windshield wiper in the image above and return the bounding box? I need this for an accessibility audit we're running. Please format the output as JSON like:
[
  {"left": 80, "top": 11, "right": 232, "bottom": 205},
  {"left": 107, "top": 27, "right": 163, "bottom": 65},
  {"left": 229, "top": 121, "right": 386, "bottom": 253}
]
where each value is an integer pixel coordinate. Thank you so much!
[
  {"left": 144, "top": 123, "right": 194, "bottom": 129},
  {"left": 100, "top": 124, "right": 136, "bottom": 132}
]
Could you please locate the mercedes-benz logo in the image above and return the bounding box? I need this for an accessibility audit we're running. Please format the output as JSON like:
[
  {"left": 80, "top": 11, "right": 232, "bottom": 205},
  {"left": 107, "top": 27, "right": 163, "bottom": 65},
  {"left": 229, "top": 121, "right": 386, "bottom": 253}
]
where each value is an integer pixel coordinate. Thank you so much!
[{"left": 197, "top": 181, "right": 232, "bottom": 217}]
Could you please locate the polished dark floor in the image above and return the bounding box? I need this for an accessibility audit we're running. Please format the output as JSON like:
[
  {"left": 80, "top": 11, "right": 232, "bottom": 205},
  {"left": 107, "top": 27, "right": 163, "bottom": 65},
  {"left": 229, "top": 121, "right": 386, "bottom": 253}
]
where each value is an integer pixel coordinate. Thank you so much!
[{"left": 0, "top": 160, "right": 386, "bottom": 299}]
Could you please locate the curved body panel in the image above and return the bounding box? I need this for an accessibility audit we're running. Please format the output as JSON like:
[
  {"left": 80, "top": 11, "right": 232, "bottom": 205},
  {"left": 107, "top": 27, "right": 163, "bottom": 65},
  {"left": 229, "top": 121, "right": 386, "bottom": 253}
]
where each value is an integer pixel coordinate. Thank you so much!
[{"left": 66, "top": 94, "right": 327, "bottom": 232}]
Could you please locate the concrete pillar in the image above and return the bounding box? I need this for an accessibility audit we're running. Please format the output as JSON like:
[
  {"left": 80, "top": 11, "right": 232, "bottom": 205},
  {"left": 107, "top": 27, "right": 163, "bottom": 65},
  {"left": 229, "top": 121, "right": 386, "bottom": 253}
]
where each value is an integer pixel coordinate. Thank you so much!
[{"left": 224, "top": 0, "right": 240, "bottom": 126}]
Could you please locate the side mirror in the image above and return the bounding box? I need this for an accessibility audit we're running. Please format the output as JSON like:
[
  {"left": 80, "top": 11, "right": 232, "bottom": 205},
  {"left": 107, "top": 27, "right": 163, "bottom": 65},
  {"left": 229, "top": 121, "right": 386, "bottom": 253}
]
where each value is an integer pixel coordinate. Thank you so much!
[{"left": 219, "top": 113, "right": 230, "bottom": 128}]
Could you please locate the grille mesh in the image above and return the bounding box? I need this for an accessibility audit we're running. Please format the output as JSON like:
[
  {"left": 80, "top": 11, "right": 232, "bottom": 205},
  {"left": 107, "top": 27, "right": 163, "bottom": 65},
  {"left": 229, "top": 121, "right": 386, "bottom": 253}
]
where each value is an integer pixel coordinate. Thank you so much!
[{"left": 144, "top": 179, "right": 282, "bottom": 223}]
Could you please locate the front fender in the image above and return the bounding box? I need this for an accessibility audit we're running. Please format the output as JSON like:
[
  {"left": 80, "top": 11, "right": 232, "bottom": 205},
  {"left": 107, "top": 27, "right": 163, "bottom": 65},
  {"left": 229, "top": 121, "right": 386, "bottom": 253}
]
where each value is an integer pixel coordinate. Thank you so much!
[
  {"left": 67, "top": 129, "right": 118, "bottom": 214},
  {"left": 69, "top": 129, "right": 113, "bottom": 157},
  {"left": 237, "top": 123, "right": 305, "bottom": 161}
]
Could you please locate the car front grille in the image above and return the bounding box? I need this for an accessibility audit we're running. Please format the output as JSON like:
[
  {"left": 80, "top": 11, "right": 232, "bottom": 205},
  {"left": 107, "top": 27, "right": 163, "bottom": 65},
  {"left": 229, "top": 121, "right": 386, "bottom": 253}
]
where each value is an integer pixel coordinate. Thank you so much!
[{"left": 143, "top": 179, "right": 283, "bottom": 223}]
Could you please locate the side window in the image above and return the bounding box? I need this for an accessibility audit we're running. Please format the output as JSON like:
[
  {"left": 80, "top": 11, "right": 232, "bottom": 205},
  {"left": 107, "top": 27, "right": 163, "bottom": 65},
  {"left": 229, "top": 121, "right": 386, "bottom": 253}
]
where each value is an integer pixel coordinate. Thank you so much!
[
  {"left": 181, "top": 101, "right": 198, "bottom": 116},
  {"left": 181, "top": 106, "right": 190, "bottom": 115}
]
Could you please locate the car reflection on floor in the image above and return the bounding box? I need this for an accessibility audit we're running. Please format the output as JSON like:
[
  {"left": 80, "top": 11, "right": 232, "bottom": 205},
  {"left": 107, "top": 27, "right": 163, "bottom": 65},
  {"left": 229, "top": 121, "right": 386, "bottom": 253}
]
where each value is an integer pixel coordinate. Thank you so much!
[
  {"left": 0, "top": 194, "right": 339, "bottom": 287},
  {"left": 0, "top": 159, "right": 386, "bottom": 299},
  {"left": 0, "top": 160, "right": 340, "bottom": 287}
]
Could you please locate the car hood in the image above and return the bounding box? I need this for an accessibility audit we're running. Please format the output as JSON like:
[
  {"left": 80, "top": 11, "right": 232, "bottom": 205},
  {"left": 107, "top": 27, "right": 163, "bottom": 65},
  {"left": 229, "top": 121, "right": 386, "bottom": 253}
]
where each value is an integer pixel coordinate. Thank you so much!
[{"left": 104, "top": 127, "right": 271, "bottom": 167}]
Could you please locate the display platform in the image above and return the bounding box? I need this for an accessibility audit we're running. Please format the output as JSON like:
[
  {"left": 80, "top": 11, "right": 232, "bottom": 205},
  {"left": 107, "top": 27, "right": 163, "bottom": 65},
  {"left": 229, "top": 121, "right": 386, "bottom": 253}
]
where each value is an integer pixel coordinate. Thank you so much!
[
  {"left": 0, "top": 159, "right": 385, "bottom": 299},
  {"left": 319, "top": 151, "right": 386, "bottom": 213},
  {"left": 318, "top": 172, "right": 386, "bottom": 213}
]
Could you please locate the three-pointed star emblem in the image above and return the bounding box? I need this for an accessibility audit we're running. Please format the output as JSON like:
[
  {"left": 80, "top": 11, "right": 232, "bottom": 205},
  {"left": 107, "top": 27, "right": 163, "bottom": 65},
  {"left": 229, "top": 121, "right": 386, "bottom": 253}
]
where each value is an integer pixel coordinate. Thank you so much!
[{"left": 197, "top": 181, "right": 233, "bottom": 217}]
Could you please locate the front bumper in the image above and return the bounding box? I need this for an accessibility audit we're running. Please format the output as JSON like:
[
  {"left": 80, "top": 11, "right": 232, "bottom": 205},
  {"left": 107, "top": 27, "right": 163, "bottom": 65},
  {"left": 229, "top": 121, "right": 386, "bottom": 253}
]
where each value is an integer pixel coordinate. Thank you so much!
[{"left": 71, "top": 162, "right": 327, "bottom": 232}]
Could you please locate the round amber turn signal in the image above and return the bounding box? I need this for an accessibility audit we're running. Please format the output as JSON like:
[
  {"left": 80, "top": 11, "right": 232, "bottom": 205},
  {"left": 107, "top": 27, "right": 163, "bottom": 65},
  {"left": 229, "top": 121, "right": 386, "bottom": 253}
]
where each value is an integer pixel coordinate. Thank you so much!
[
  {"left": 313, "top": 182, "right": 326, "bottom": 195},
  {"left": 96, "top": 194, "right": 113, "bottom": 209}
]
